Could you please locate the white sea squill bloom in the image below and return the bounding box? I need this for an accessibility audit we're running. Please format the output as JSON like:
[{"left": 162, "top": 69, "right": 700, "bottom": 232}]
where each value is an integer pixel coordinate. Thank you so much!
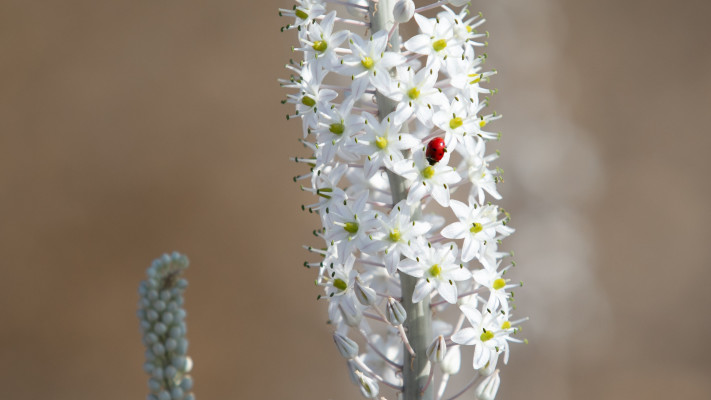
[
  {"left": 441, "top": 198, "right": 513, "bottom": 262},
  {"left": 361, "top": 200, "right": 431, "bottom": 274},
  {"left": 399, "top": 240, "right": 471, "bottom": 304},
  {"left": 138, "top": 252, "right": 195, "bottom": 400},
  {"left": 281, "top": 0, "right": 525, "bottom": 397},
  {"left": 351, "top": 112, "right": 420, "bottom": 179},
  {"left": 393, "top": 150, "right": 461, "bottom": 207}
]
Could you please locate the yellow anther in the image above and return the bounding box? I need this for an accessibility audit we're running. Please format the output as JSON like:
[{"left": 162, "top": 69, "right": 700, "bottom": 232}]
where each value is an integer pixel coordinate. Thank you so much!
[
  {"left": 449, "top": 117, "right": 463, "bottom": 129},
  {"left": 295, "top": 9, "right": 308, "bottom": 20},
  {"left": 408, "top": 87, "right": 420, "bottom": 100},
  {"left": 361, "top": 56, "right": 374, "bottom": 69},
  {"left": 344, "top": 222, "right": 359, "bottom": 234},
  {"left": 480, "top": 330, "right": 495, "bottom": 342},
  {"left": 333, "top": 278, "right": 348, "bottom": 291},
  {"left": 470, "top": 222, "right": 483, "bottom": 233},
  {"left": 301, "top": 96, "right": 316, "bottom": 107},
  {"left": 312, "top": 40, "right": 328, "bottom": 52},
  {"left": 329, "top": 123, "right": 345, "bottom": 135},
  {"left": 422, "top": 166, "right": 435, "bottom": 179},
  {"left": 432, "top": 39, "right": 447, "bottom": 52}
]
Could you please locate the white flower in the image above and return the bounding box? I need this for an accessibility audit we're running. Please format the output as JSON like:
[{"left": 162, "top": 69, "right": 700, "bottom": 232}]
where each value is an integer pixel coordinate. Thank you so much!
[
  {"left": 375, "top": 64, "right": 449, "bottom": 127},
  {"left": 437, "top": 6, "right": 487, "bottom": 49},
  {"left": 441, "top": 199, "right": 512, "bottom": 262},
  {"left": 351, "top": 112, "right": 420, "bottom": 178},
  {"left": 361, "top": 200, "right": 431, "bottom": 273},
  {"left": 393, "top": 150, "right": 461, "bottom": 207},
  {"left": 451, "top": 304, "right": 505, "bottom": 369},
  {"left": 298, "top": 11, "right": 348, "bottom": 68},
  {"left": 432, "top": 96, "right": 481, "bottom": 150},
  {"left": 337, "top": 30, "right": 406, "bottom": 98},
  {"left": 456, "top": 135, "right": 501, "bottom": 204},
  {"left": 325, "top": 191, "right": 378, "bottom": 260},
  {"left": 313, "top": 97, "right": 364, "bottom": 164},
  {"left": 322, "top": 254, "right": 361, "bottom": 319},
  {"left": 279, "top": 0, "right": 327, "bottom": 33},
  {"left": 283, "top": 63, "right": 337, "bottom": 134},
  {"left": 303, "top": 163, "right": 349, "bottom": 223},
  {"left": 404, "top": 13, "right": 462, "bottom": 66},
  {"left": 399, "top": 241, "right": 471, "bottom": 304},
  {"left": 472, "top": 267, "right": 512, "bottom": 313}
]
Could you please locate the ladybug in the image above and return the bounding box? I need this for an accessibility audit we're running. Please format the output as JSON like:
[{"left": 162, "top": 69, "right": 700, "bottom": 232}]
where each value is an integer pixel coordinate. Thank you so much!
[{"left": 426, "top": 137, "right": 446, "bottom": 165}]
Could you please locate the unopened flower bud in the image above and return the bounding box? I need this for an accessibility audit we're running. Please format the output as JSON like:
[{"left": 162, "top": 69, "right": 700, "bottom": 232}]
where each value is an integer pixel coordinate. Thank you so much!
[
  {"left": 475, "top": 370, "right": 501, "bottom": 400},
  {"left": 427, "top": 335, "right": 447, "bottom": 363},
  {"left": 478, "top": 356, "right": 498, "bottom": 377},
  {"left": 333, "top": 332, "right": 359, "bottom": 359},
  {"left": 355, "top": 370, "right": 379, "bottom": 399},
  {"left": 340, "top": 304, "right": 363, "bottom": 327},
  {"left": 393, "top": 0, "right": 415, "bottom": 23},
  {"left": 385, "top": 297, "right": 407, "bottom": 325},
  {"left": 441, "top": 345, "right": 461, "bottom": 375},
  {"left": 354, "top": 278, "right": 377, "bottom": 306}
]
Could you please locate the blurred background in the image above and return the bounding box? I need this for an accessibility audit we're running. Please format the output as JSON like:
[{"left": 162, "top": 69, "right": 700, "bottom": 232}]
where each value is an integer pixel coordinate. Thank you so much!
[{"left": 0, "top": 0, "right": 709, "bottom": 399}]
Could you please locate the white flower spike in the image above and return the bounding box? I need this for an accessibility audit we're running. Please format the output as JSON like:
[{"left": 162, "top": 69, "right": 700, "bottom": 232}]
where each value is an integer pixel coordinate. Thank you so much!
[{"left": 281, "top": 0, "right": 525, "bottom": 398}]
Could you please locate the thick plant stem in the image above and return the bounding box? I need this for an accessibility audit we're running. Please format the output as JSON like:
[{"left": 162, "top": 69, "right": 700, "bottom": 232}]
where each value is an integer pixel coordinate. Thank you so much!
[{"left": 368, "top": 1, "right": 434, "bottom": 399}]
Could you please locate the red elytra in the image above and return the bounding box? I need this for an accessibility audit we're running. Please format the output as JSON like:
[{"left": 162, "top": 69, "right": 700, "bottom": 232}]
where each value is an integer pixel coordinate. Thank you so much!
[{"left": 426, "top": 137, "right": 446, "bottom": 165}]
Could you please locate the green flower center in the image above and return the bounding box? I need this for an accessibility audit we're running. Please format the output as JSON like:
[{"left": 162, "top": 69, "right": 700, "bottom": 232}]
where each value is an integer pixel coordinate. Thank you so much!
[
  {"left": 389, "top": 229, "right": 401, "bottom": 242},
  {"left": 333, "top": 278, "right": 348, "bottom": 291},
  {"left": 470, "top": 222, "right": 483, "bottom": 233},
  {"left": 479, "top": 119, "right": 487, "bottom": 128},
  {"left": 432, "top": 39, "right": 447, "bottom": 52},
  {"left": 422, "top": 166, "right": 435, "bottom": 179},
  {"left": 480, "top": 330, "right": 495, "bottom": 342},
  {"left": 501, "top": 321, "right": 511, "bottom": 330},
  {"left": 312, "top": 40, "right": 328, "bottom": 52},
  {"left": 375, "top": 136, "right": 388, "bottom": 149},
  {"left": 295, "top": 9, "right": 309, "bottom": 20},
  {"left": 329, "top": 123, "right": 345, "bottom": 135},
  {"left": 493, "top": 278, "right": 506, "bottom": 290},
  {"left": 408, "top": 87, "right": 420, "bottom": 100},
  {"left": 361, "top": 56, "right": 374, "bottom": 69},
  {"left": 428, "top": 264, "right": 442, "bottom": 277},
  {"left": 344, "top": 222, "right": 359, "bottom": 234},
  {"left": 449, "top": 117, "right": 463, "bottom": 130},
  {"left": 301, "top": 96, "right": 316, "bottom": 107}
]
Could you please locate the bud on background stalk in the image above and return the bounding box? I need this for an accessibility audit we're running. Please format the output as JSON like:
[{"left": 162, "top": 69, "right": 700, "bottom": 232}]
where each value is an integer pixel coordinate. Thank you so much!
[
  {"left": 280, "top": 0, "right": 526, "bottom": 398},
  {"left": 138, "top": 253, "right": 195, "bottom": 400}
]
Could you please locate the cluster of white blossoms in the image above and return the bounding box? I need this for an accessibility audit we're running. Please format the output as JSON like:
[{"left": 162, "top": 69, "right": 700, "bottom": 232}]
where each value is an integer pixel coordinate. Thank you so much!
[
  {"left": 138, "top": 253, "right": 195, "bottom": 400},
  {"left": 281, "top": 0, "right": 525, "bottom": 399}
]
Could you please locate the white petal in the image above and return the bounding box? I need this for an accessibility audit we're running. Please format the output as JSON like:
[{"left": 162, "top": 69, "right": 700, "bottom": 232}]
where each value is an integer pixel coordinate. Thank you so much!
[
  {"left": 441, "top": 222, "right": 467, "bottom": 239},
  {"left": 473, "top": 343, "right": 489, "bottom": 369},
  {"left": 412, "top": 279, "right": 432, "bottom": 303},
  {"left": 436, "top": 280, "right": 457, "bottom": 304},
  {"left": 430, "top": 184, "right": 450, "bottom": 207},
  {"left": 451, "top": 327, "right": 477, "bottom": 345}
]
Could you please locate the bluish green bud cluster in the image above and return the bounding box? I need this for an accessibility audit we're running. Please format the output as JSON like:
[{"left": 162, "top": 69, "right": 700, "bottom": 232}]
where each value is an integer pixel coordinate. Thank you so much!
[{"left": 137, "top": 252, "right": 195, "bottom": 400}]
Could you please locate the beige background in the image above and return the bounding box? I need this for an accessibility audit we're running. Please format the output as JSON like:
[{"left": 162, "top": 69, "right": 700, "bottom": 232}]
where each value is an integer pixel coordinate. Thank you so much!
[{"left": 0, "top": 0, "right": 709, "bottom": 399}]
